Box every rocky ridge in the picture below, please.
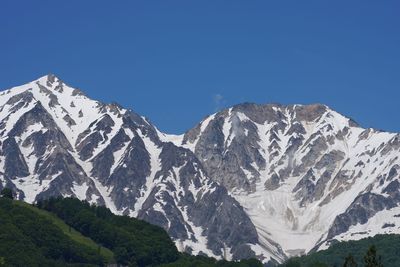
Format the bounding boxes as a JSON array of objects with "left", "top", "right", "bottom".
[{"left": 167, "top": 102, "right": 400, "bottom": 258}]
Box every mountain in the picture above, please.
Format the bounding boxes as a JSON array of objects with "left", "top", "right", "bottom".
[
  {"left": 166, "top": 102, "right": 400, "bottom": 261},
  {"left": 1, "top": 75, "right": 400, "bottom": 264},
  {"left": 0, "top": 75, "right": 259, "bottom": 262}
]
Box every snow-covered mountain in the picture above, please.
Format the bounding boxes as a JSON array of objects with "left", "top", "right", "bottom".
[
  {"left": 2, "top": 75, "right": 400, "bottom": 264},
  {"left": 168, "top": 103, "right": 400, "bottom": 261},
  {"left": 0, "top": 75, "right": 260, "bottom": 261}
]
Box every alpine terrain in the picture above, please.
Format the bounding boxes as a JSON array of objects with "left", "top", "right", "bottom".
[
  {"left": 0, "top": 75, "right": 258, "bottom": 262},
  {"left": 1, "top": 75, "right": 400, "bottom": 264}
]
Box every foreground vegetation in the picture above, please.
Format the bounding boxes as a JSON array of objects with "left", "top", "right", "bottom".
[
  {"left": 2, "top": 187, "right": 398, "bottom": 267},
  {"left": 0, "top": 197, "right": 107, "bottom": 266},
  {"left": 0, "top": 190, "right": 262, "bottom": 267},
  {"left": 280, "top": 234, "right": 400, "bottom": 267}
]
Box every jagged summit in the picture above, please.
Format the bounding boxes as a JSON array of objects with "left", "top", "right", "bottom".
[
  {"left": 216, "top": 102, "right": 359, "bottom": 129},
  {"left": 37, "top": 73, "right": 60, "bottom": 83}
]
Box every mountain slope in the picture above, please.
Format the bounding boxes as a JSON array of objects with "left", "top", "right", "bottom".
[
  {"left": 168, "top": 102, "right": 400, "bottom": 259},
  {"left": 0, "top": 75, "right": 260, "bottom": 261},
  {"left": 13, "top": 200, "right": 114, "bottom": 262},
  {"left": 0, "top": 197, "right": 112, "bottom": 266}
]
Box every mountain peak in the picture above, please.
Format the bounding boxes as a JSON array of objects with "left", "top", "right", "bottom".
[
  {"left": 34, "top": 73, "right": 64, "bottom": 87},
  {"left": 45, "top": 73, "right": 58, "bottom": 81}
]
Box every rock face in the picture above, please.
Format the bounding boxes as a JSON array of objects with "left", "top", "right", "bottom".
[
  {"left": 2, "top": 75, "right": 400, "bottom": 264},
  {"left": 0, "top": 75, "right": 259, "bottom": 261},
  {"left": 167, "top": 102, "right": 400, "bottom": 259}
]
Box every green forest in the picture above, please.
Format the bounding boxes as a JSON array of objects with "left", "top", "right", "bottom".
[
  {"left": 280, "top": 234, "right": 400, "bottom": 267},
  {"left": 0, "top": 192, "right": 262, "bottom": 267},
  {"left": 1, "top": 189, "right": 399, "bottom": 267}
]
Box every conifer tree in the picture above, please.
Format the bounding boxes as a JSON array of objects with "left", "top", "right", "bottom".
[
  {"left": 364, "top": 245, "right": 383, "bottom": 267},
  {"left": 343, "top": 254, "right": 357, "bottom": 267},
  {"left": 0, "top": 188, "right": 13, "bottom": 199}
]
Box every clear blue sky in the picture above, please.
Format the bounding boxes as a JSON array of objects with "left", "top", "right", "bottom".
[{"left": 1, "top": 1, "right": 399, "bottom": 134}]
